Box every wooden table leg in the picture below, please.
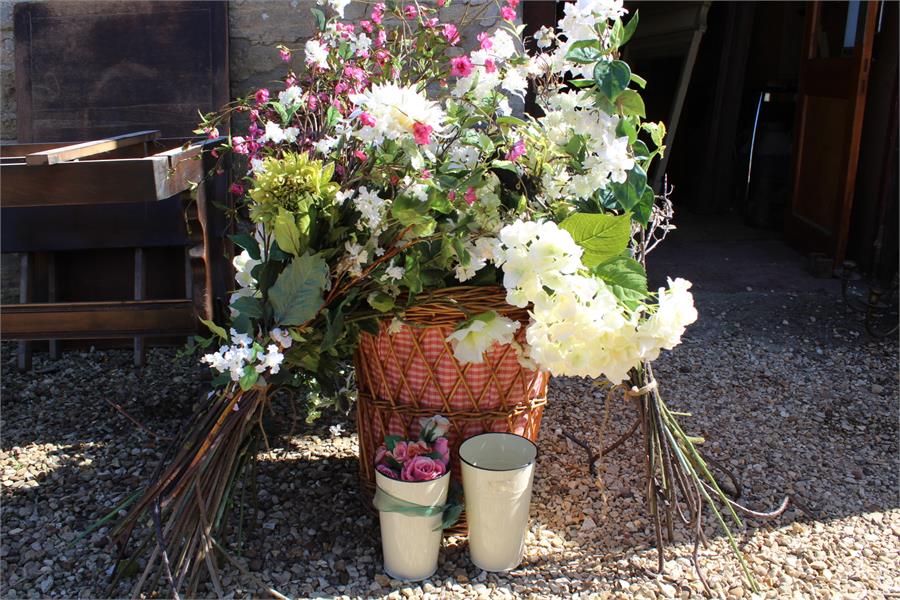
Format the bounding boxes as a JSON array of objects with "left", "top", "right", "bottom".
[
  {"left": 47, "top": 252, "right": 60, "bottom": 360},
  {"left": 133, "top": 247, "right": 146, "bottom": 367},
  {"left": 17, "top": 253, "right": 33, "bottom": 371}
]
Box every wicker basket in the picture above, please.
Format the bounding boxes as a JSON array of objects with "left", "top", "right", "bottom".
[{"left": 355, "top": 286, "right": 549, "bottom": 534}]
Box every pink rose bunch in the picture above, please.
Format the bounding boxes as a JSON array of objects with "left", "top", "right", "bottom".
[{"left": 374, "top": 415, "right": 451, "bottom": 481}]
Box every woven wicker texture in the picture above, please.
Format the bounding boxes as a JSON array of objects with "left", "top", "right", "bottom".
[{"left": 355, "top": 287, "right": 549, "bottom": 532}]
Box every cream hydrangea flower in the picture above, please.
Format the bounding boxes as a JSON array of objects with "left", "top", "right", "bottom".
[{"left": 446, "top": 311, "right": 521, "bottom": 364}]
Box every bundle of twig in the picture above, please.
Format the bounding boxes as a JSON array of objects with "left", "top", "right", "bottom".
[
  {"left": 109, "top": 387, "right": 281, "bottom": 599},
  {"left": 625, "top": 363, "right": 793, "bottom": 595}
]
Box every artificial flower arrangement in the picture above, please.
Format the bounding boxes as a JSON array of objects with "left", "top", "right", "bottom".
[
  {"left": 374, "top": 415, "right": 451, "bottom": 481},
  {"left": 111, "top": 0, "right": 785, "bottom": 596}
]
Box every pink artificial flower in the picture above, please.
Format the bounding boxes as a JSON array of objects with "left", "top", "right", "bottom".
[
  {"left": 375, "top": 29, "right": 387, "bottom": 49},
  {"left": 434, "top": 437, "right": 450, "bottom": 465},
  {"left": 402, "top": 456, "right": 446, "bottom": 481},
  {"left": 372, "top": 2, "right": 385, "bottom": 24},
  {"left": 442, "top": 24, "right": 460, "bottom": 46},
  {"left": 285, "top": 75, "right": 298, "bottom": 87},
  {"left": 279, "top": 47, "right": 291, "bottom": 62},
  {"left": 375, "top": 49, "right": 390, "bottom": 66},
  {"left": 248, "top": 123, "right": 261, "bottom": 138},
  {"left": 359, "top": 19, "right": 374, "bottom": 33},
  {"left": 507, "top": 0, "right": 520, "bottom": 7},
  {"left": 477, "top": 32, "right": 492, "bottom": 50},
  {"left": 391, "top": 441, "right": 409, "bottom": 462},
  {"left": 390, "top": 175, "right": 400, "bottom": 186},
  {"left": 374, "top": 445, "right": 387, "bottom": 465},
  {"left": 501, "top": 5, "right": 516, "bottom": 21},
  {"left": 412, "top": 122, "right": 433, "bottom": 145},
  {"left": 206, "top": 127, "right": 219, "bottom": 139},
  {"left": 354, "top": 150, "right": 368, "bottom": 161},
  {"left": 335, "top": 22, "right": 355, "bottom": 37},
  {"left": 424, "top": 17, "right": 439, "bottom": 28},
  {"left": 464, "top": 187, "right": 477, "bottom": 205},
  {"left": 506, "top": 139, "right": 526, "bottom": 162},
  {"left": 232, "top": 136, "right": 249, "bottom": 155},
  {"left": 249, "top": 109, "right": 259, "bottom": 122},
  {"left": 359, "top": 112, "right": 377, "bottom": 127},
  {"left": 307, "top": 95, "right": 319, "bottom": 110},
  {"left": 403, "top": 4, "right": 417, "bottom": 19},
  {"left": 437, "top": 0, "right": 446, "bottom": 6},
  {"left": 255, "top": 88, "right": 270, "bottom": 105},
  {"left": 421, "top": 169, "right": 432, "bottom": 179},
  {"left": 450, "top": 55, "right": 474, "bottom": 78},
  {"left": 484, "top": 58, "right": 497, "bottom": 73},
  {"left": 448, "top": 190, "right": 456, "bottom": 202},
  {"left": 406, "top": 440, "right": 430, "bottom": 459},
  {"left": 229, "top": 183, "right": 245, "bottom": 196},
  {"left": 376, "top": 464, "right": 398, "bottom": 479}
]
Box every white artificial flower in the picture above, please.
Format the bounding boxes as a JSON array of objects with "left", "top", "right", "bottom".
[
  {"left": 327, "top": 0, "right": 351, "bottom": 17},
  {"left": 447, "top": 143, "right": 480, "bottom": 170},
  {"left": 385, "top": 265, "right": 405, "bottom": 281},
  {"left": 270, "top": 327, "right": 293, "bottom": 349},
  {"left": 260, "top": 120, "right": 286, "bottom": 144},
  {"left": 255, "top": 344, "right": 284, "bottom": 375},
  {"left": 278, "top": 85, "right": 303, "bottom": 107},
  {"left": 232, "top": 250, "right": 260, "bottom": 290},
  {"left": 446, "top": 312, "right": 521, "bottom": 364},
  {"left": 349, "top": 83, "right": 446, "bottom": 145},
  {"left": 489, "top": 30, "right": 518, "bottom": 61},
  {"left": 352, "top": 186, "right": 387, "bottom": 232},
  {"left": 534, "top": 25, "right": 555, "bottom": 49},
  {"left": 282, "top": 126, "right": 301, "bottom": 144},
  {"left": 305, "top": 39, "right": 330, "bottom": 70},
  {"left": 501, "top": 66, "right": 528, "bottom": 99},
  {"left": 250, "top": 158, "right": 267, "bottom": 174},
  {"left": 343, "top": 241, "right": 369, "bottom": 277},
  {"left": 353, "top": 33, "right": 372, "bottom": 56},
  {"left": 229, "top": 329, "right": 253, "bottom": 347},
  {"left": 388, "top": 317, "right": 404, "bottom": 335},
  {"left": 315, "top": 136, "right": 339, "bottom": 155}
]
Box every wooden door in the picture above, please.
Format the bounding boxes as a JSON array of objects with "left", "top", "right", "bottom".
[{"left": 787, "top": 0, "right": 879, "bottom": 264}]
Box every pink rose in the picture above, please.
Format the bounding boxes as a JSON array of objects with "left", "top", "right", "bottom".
[
  {"left": 484, "top": 58, "right": 497, "bottom": 74},
  {"left": 255, "top": 88, "right": 270, "bottom": 105},
  {"left": 442, "top": 24, "right": 460, "bottom": 46},
  {"left": 376, "top": 464, "right": 399, "bottom": 479},
  {"left": 434, "top": 437, "right": 450, "bottom": 466},
  {"left": 464, "top": 187, "right": 477, "bottom": 205},
  {"left": 401, "top": 456, "right": 446, "bottom": 481},
  {"left": 501, "top": 5, "right": 516, "bottom": 21},
  {"left": 391, "top": 441, "right": 409, "bottom": 462},
  {"left": 506, "top": 139, "right": 526, "bottom": 162},
  {"left": 405, "top": 440, "right": 430, "bottom": 459},
  {"left": 374, "top": 445, "right": 387, "bottom": 465}
]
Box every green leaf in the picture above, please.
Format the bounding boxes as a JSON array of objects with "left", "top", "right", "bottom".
[
  {"left": 200, "top": 318, "right": 228, "bottom": 341},
  {"left": 231, "top": 295, "right": 263, "bottom": 319},
  {"left": 239, "top": 364, "right": 259, "bottom": 391},
  {"left": 634, "top": 186, "right": 656, "bottom": 225},
  {"left": 594, "top": 60, "right": 631, "bottom": 100},
  {"left": 559, "top": 212, "right": 632, "bottom": 268},
  {"left": 384, "top": 435, "right": 403, "bottom": 451},
  {"left": 391, "top": 194, "right": 432, "bottom": 227},
  {"left": 269, "top": 253, "right": 329, "bottom": 326},
  {"left": 616, "top": 89, "right": 646, "bottom": 117},
  {"left": 621, "top": 10, "right": 640, "bottom": 45},
  {"left": 274, "top": 208, "right": 302, "bottom": 257},
  {"left": 643, "top": 121, "right": 667, "bottom": 148},
  {"left": 630, "top": 73, "right": 647, "bottom": 89},
  {"left": 367, "top": 291, "right": 395, "bottom": 313},
  {"left": 593, "top": 255, "right": 648, "bottom": 307},
  {"left": 496, "top": 116, "right": 527, "bottom": 127},
  {"left": 311, "top": 7, "right": 326, "bottom": 31},
  {"left": 326, "top": 105, "right": 340, "bottom": 128},
  {"left": 566, "top": 40, "right": 603, "bottom": 64},
  {"left": 272, "top": 102, "right": 290, "bottom": 126},
  {"left": 229, "top": 234, "right": 260, "bottom": 260}
]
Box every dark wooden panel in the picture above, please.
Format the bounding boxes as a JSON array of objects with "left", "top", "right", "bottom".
[
  {"left": 14, "top": 1, "right": 229, "bottom": 142},
  {"left": 0, "top": 299, "right": 197, "bottom": 339},
  {"left": 1, "top": 197, "right": 191, "bottom": 253}
]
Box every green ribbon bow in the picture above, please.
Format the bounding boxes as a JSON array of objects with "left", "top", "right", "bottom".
[{"left": 373, "top": 482, "right": 463, "bottom": 532}]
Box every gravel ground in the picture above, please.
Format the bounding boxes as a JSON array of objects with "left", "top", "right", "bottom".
[{"left": 1, "top": 288, "right": 897, "bottom": 599}]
